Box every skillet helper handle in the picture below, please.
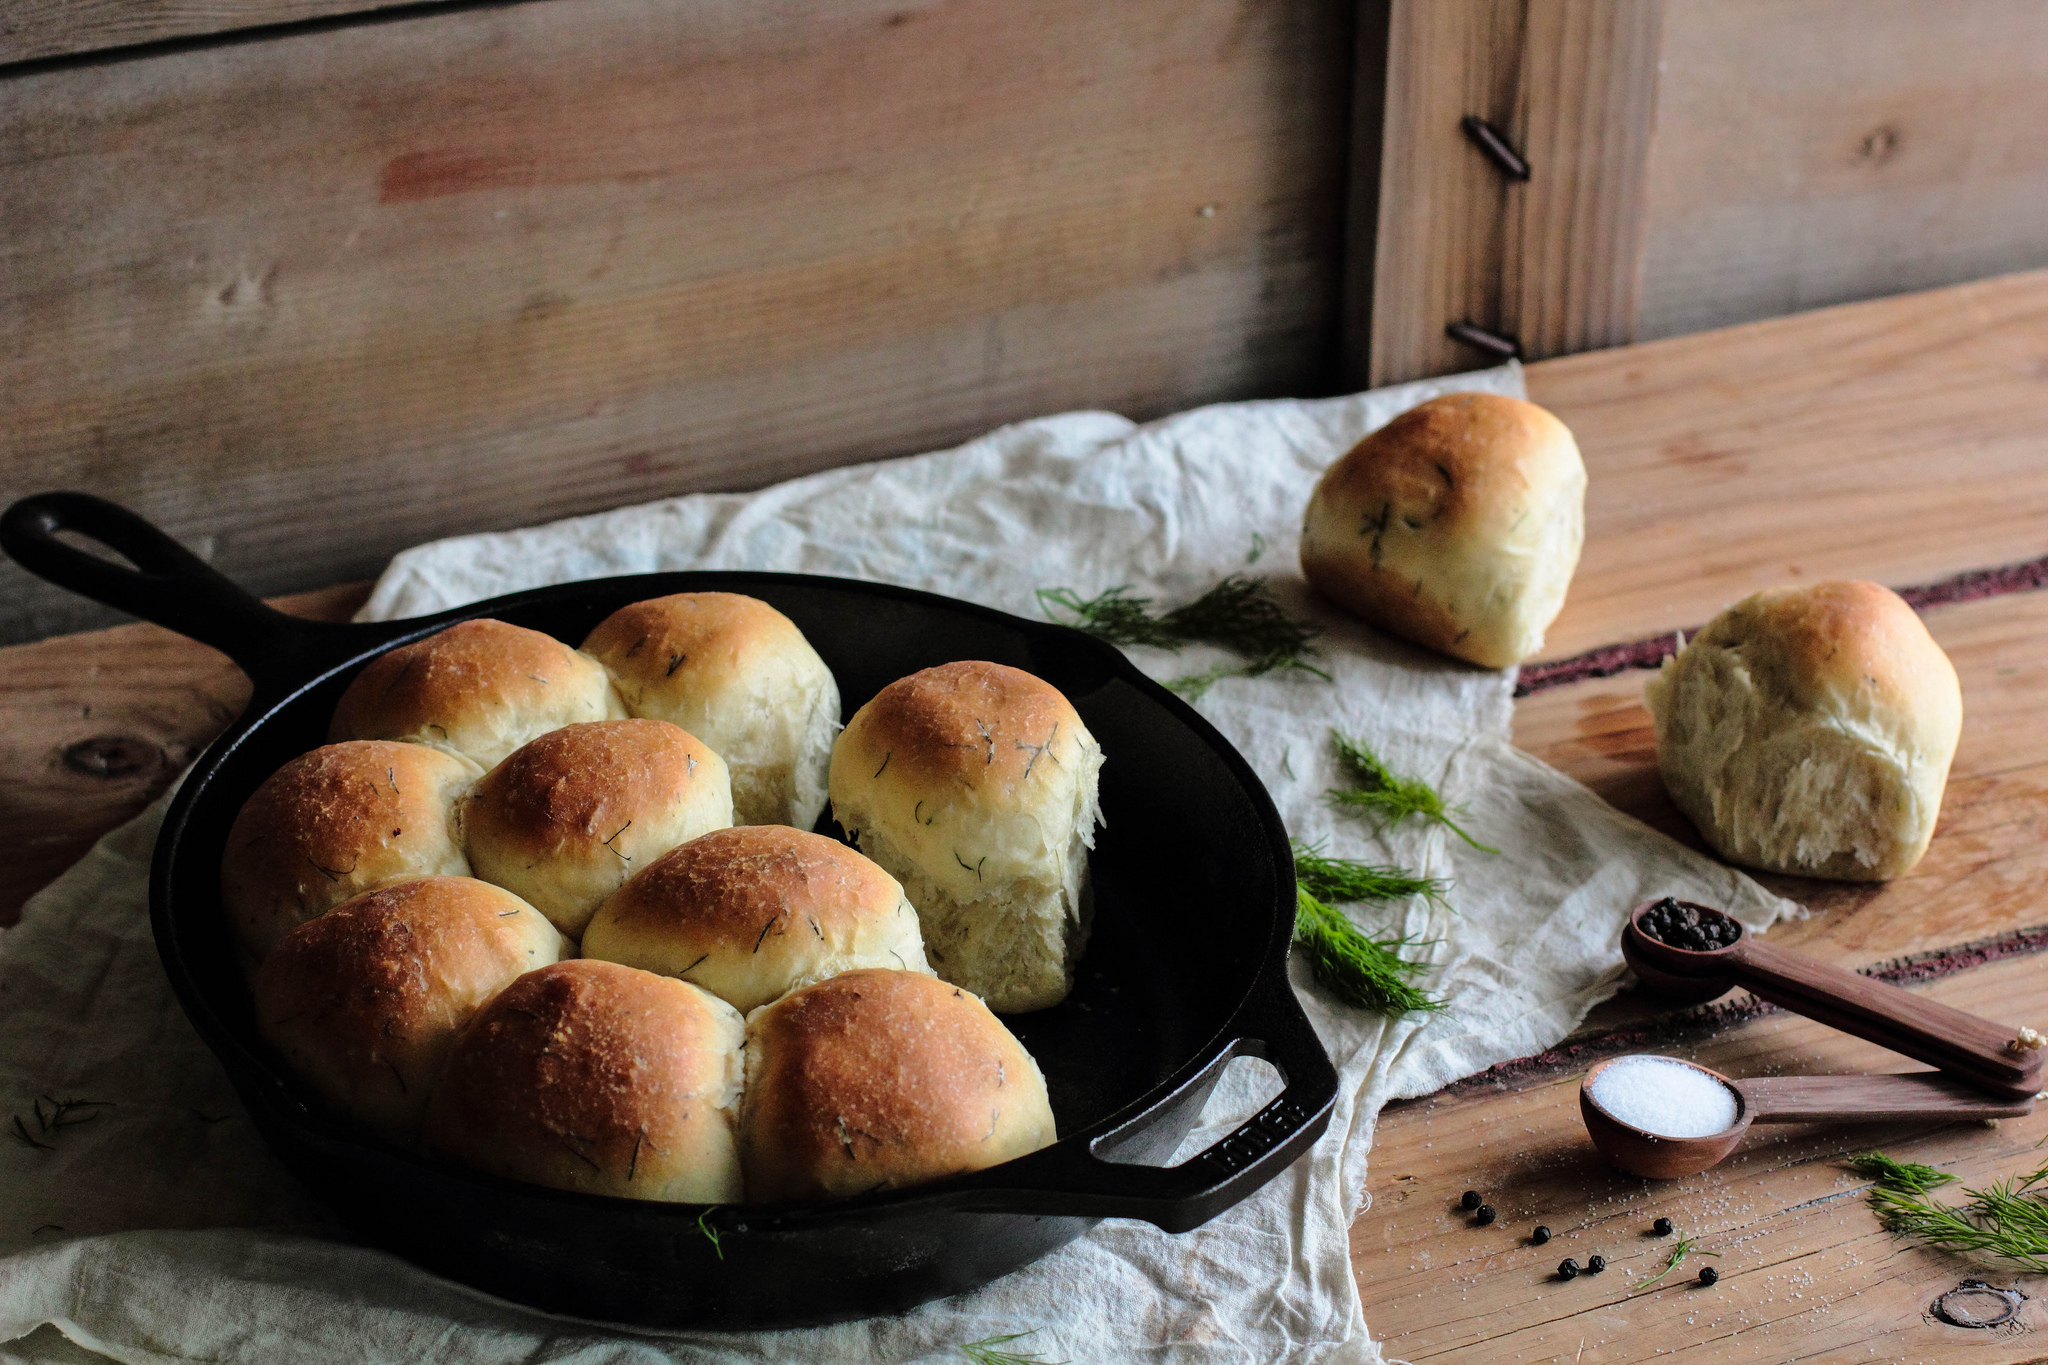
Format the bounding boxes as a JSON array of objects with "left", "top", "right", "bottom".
[
  {"left": 1738, "top": 1072, "right": 2036, "bottom": 1125},
  {"left": 965, "top": 968, "right": 1337, "bottom": 1232},
  {"left": 1731, "top": 938, "right": 2045, "bottom": 1100},
  {"left": 1, "top": 492, "right": 354, "bottom": 696}
]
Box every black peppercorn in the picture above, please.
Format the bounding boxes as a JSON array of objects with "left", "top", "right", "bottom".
[
  {"left": 1460, "top": 1190, "right": 1482, "bottom": 1210},
  {"left": 1652, "top": 1217, "right": 1673, "bottom": 1236},
  {"left": 1557, "top": 1258, "right": 1580, "bottom": 1279},
  {"left": 1531, "top": 1225, "right": 1551, "bottom": 1245},
  {"left": 1697, "top": 1265, "right": 1719, "bottom": 1286},
  {"left": 1474, "top": 1204, "right": 1497, "bottom": 1226},
  {"left": 1587, "top": 1254, "right": 1606, "bottom": 1273}
]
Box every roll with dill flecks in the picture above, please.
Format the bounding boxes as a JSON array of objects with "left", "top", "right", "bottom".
[
  {"left": 464, "top": 719, "right": 734, "bottom": 939},
  {"left": 1300, "top": 392, "right": 1585, "bottom": 669},
  {"left": 422, "top": 959, "right": 745, "bottom": 1203},
  {"left": 738, "top": 968, "right": 1055, "bottom": 1202},
  {"left": 221, "top": 740, "right": 481, "bottom": 961},
  {"left": 827, "top": 660, "right": 1104, "bottom": 1014},
  {"left": 330, "top": 618, "right": 626, "bottom": 771},
  {"left": 254, "top": 876, "right": 567, "bottom": 1142},
  {"left": 581, "top": 593, "right": 840, "bottom": 829},
  {"left": 582, "top": 825, "right": 931, "bottom": 1013}
]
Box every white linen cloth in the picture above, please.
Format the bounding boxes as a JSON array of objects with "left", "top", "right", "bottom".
[{"left": 0, "top": 364, "right": 1794, "bottom": 1364}]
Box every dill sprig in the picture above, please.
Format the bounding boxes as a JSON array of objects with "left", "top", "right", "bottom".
[
  {"left": 1326, "top": 732, "right": 1498, "bottom": 854},
  {"left": 1292, "top": 839, "right": 1449, "bottom": 910},
  {"left": 1037, "top": 575, "right": 1331, "bottom": 697},
  {"left": 1853, "top": 1150, "right": 2048, "bottom": 1273},
  {"left": 697, "top": 1207, "right": 724, "bottom": 1260},
  {"left": 959, "top": 1329, "right": 1064, "bottom": 1364},
  {"left": 8, "top": 1095, "right": 111, "bottom": 1151},
  {"left": 1634, "top": 1236, "right": 1717, "bottom": 1291},
  {"left": 1294, "top": 887, "right": 1444, "bottom": 1015},
  {"left": 1846, "top": 1150, "right": 1956, "bottom": 1196}
]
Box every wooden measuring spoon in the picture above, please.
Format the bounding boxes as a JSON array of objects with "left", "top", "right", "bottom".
[
  {"left": 1620, "top": 900, "right": 2046, "bottom": 1101},
  {"left": 1581, "top": 1056, "right": 2036, "bottom": 1179}
]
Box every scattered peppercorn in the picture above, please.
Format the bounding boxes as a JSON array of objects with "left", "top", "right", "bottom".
[
  {"left": 1587, "top": 1255, "right": 1606, "bottom": 1273},
  {"left": 1475, "top": 1204, "right": 1497, "bottom": 1226},
  {"left": 1557, "top": 1258, "right": 1580, "bottom": 1279},
  {"left": 1531, "top": 1225, "right": 1551, "bottom": 1245},
  {"left": 1652, "top": 1217, "right": 1674, "bottom": 1236},
  {"left": 1460, "top": 1190, "right": 1482, "bottom": 1210},
  {"left": 1697, "top": 1265, "right": 1719, "bottom": 1286}
]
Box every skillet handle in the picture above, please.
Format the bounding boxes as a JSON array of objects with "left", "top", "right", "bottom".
[
  {"left": 961, "top": 963, "right": 1337, "bottom": 1232},
  {"left": 1, "top": 492, "right": 358, "bottom": 694}
]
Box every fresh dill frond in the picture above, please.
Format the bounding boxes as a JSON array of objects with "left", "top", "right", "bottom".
[
  {"left": 1163, "top": 662, "right": 1237, "bottom": 701},
  {"left": 1293, "top": 887, "right": 1444, "bottom": 1015},
  {"left": 1855, "top": 1153, "right": 2048, "bottom": 1273},
  {"left": 958, "top": 1329, "right": 1064, "bottom": 1365},
  {"left": 9, "top": 1095, "right": 110, "bottom": 1150},
  {"left": 697, "top": 1207, "right": 724, "bottom": 1261},
  {"left": 1292, "top": 839, "right": 1448, "bottom": 909},
  {"left": 1846, "top": 1150, "right": 1956, "bottom": 1196},
  {"left": 1634, "top": 1236, "right": 1717, "bottom": 1291},
  {"left": 1326, "top": 732, "right": 1498, "bottom": 854},
  {"left": 1038, "top": 575, "right": 1330, "bottom": 689}
]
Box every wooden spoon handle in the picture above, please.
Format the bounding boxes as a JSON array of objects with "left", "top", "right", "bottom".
[
  {"left": 1739, "top": 1072, "right": 2037, "bottom": 1124},
  {"left": 1730, "top": 939, "right": 2045, "bottom": 1099}
]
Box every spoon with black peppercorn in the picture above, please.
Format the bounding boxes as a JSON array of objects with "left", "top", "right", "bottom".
[
  {"left": 1621, "top": 899, "right": 2046, "bottom": 1100},
  {"left": 1581, "top": 1054, "right": 2035, "bottom": 1179}
]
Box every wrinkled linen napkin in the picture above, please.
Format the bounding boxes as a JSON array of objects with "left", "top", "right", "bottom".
[{"left": 0, "top": 363, "right": 1795, "bottom": 1364}]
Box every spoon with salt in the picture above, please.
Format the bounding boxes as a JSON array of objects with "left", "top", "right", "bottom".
[
  {"left": 1581, "top": 1054, "right": 2035, "bottom": 1179},
  {"left": 1620, "top": 898, "right": 2046, "bottom": 1100}
]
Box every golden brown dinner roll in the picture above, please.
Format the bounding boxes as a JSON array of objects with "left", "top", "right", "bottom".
[
  {"left": 422, "top": 959, "right": 744, "bottom": 1202},
  {"left": 739, "top": 968, "right": 1055, "bottom": 1202},
  {"left": 464, "top": 719, "right": 734, "bottom": 938},
  {"left": 221, "top": 741, "right": 480, "bottom": 961},
  {"left": 581, "top": 593, "right": 840, "bottom": 829},
  {"left": 1300, "top": 392, "right": 1586, "bottom": 668},
  {"left": 1645, "top": 580, "right": 1962, "bottom": 881},
  {"left": 253, "top": 876, "right": 566, "bottom": 1142},
  {"left": 828, "top": 661, "right": 1102, "bottom": 1013},
  {"left": 582, "top": 826, "right": 930, "bottom": 1013},
  {"left": 329, "top": 618, "right": 625, "bottom": 770}
]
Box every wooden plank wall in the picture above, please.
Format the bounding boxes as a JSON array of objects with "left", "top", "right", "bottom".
[
  {"left": 0, "top": 0, "right": 1355, "bottom": 643},
  {"left": 1359, "top": 0, "right": 2048, "bottom": 384}
]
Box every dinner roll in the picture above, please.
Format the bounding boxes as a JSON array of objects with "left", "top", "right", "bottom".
[
  {"left": 1300, "top": 392, "right": 1585, "bottom": 668},
  {"left": 739, "top": 968, "right": 1055, "bottom": 1202},
  {"left": 581, "top": 593, "right": 840, "bottom": 829},
  {"left": 422, "top": 960, "right": 745, "bottom": 1202},
  {"left": 330, "top": 618, "right": 625, "bottom": 770},
  {"left": 253, "top": 876, "right": 566, "bottom": 1141},
  {"left": 1646, "top": 579, "right": 1962, "bottom": 881},
  {"left": 465, "top": 719, "right": 734, "bottom": 938},
  {"left": 582, "top": 826, "right": 930, "bottom": 1013},
  {"left": 828, "top": 661, "right": 1102, "bottom": 1013},
  {"left": 222, "top": 741, "right": 480, "bottom": 960}
]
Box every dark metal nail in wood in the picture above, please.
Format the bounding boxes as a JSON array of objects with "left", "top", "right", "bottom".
[
  {"left": 1445, "top": 322, "right": 1522, "bottom": 360},
  {"left": 1460, "top": 116, "right": 1531, "bottom": 182}
]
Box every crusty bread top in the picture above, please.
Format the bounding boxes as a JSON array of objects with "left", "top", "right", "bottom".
[
  {"left": 740, "top": 967, "right": 1054, "bottom": 1201},
  {"left": 582, "top": 593, "right": 824, "bottom": 711},
  {"left": 1685, "top": 579, "right": 1960, "bottom": 727},
  {"left": 221, "top": 740, "right": 480, "bottom": 960},
  {"left": 592, "top": 825, "right": 905, "bottom": 950},
  {"left": 329, "top": 618, "right": 622, "bottom": 769},
  {"left": 252, "top": 876, "right": 564, "bottom": 1136},
  {"left": 834, "top": 661, "right": 1080, "bottom": 796},
  {"left": 466, "top": 718, "right": 728, "bottom": 857},
  {"left": 422, "top": 959, "right": 744, "bottom": 1200}
]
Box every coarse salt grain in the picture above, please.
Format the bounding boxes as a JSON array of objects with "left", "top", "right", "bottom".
[{"left": 1588, "top": 1055, "right": 1738, "bottom": 1138}]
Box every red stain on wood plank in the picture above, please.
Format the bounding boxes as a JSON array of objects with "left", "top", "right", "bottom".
[{"left": 380, "top": 149, "right": 537, "bottom": 203}]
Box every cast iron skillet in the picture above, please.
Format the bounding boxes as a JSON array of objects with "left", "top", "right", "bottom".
[{"left": 1, "top": 492, "right": 1337, "bottom": 1331}]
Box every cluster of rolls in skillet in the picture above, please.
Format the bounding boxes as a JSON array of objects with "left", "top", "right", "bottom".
[{"left": 223, "top": 593, "right": 1103, "bottom": 1205}]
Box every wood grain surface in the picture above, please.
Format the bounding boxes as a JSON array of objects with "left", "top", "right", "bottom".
[
  {"left": 0, "top": 0, "right": 429, "bottom": 67},
  {"left": 0, "top": 0, "right": 1351, "bottom": 643}
]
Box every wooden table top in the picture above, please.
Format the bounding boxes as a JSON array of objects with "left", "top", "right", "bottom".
[{"left": 5, "top": 268, "right": 2048, "bottom": 1360}]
